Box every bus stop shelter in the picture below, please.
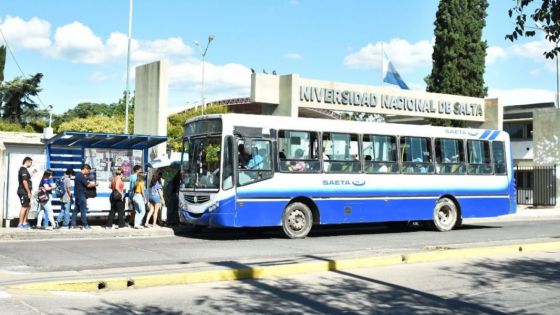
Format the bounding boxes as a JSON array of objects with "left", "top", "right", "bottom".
[{"left": 45, "top": 131, "right": 168, "bottom": 213}]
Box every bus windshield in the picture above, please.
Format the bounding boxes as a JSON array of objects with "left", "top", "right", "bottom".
[{"left": 181, "top": 136, "right": 221, "bottom": 190}]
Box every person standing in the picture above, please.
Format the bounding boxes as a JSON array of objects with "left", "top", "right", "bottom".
[
  {"left": 106, "top": 170, "right": 125, "bottom": 229},
  {"left": 128, "top": 165, "right": 142, "bottom": 226},
  {"left": 71, "top": 164, "right": 97, "bottom": 229},
  {"left": 56, "top": 168, "right": 73, "bottom": 229},
  {"left": 17, "top": 157, "right": 34, "bottom": 230},
  {"left": 37, "top": 170, "right": 55, "bottom": 230},
  {"left": 145, "top": 173, "right": 162, "bottom": 227},
  {"left": 132, "top": 175, "right": 146, "bottom": 229}
]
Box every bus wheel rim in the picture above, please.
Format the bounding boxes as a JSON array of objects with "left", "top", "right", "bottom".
[
  {"left": 288, "top": 209, "right": 305, "bottom": 231},
  {"left": 438, "top": 205, "right": 454, "bottom": 227}
]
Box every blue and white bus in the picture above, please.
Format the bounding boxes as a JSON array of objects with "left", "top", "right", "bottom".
[{"left": 178, "top": 114, "right": 516, "bottom": 238}]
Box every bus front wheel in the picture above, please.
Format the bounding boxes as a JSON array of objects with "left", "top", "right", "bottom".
[
  {"left": 430, "top": 198, "right": 458, "bottom": 232},
  {"left": 282, "top": 202, "right": 313, "bottom": 239}
]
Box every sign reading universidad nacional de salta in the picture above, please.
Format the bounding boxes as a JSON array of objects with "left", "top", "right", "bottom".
[
  {"left": 250, "top": 74, "right": 486, "bottom": 122},
  {"left": 297, "top": 81, "right": 485, "bottom": 122}
]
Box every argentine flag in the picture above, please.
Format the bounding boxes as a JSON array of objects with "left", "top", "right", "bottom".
[{"left": 382, "top": 52, "right": 410, "bottom": 90}]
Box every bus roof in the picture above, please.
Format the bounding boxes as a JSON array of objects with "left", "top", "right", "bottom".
[{"left": 184, "top": 113, "right": 508, "bottom": 141}]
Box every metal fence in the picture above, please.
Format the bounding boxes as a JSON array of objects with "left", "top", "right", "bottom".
[{"left": 514, "top": 165, "right": 556, "bottom": 206}]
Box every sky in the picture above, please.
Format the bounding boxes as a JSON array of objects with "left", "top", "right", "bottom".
[{"left": 0, "top": 0, "right": 557, "bottom": 114}]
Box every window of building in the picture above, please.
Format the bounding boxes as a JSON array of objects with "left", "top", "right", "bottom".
[
  {"left": 492, "top": 141, "right": 507, "bottom": 175},
  {"left": 278, "top": 130, "right": 320, "bottom": 172},
  {"left": 362, "top": 135, "right": 398, "bottom": 173},
  {"left": 400, "top": 136, "right": 434, "bottom": 174},
  {"left": 434, "top": 138, "right": 466, "bottom": 174},
  {"left": 503, "top": 123, "right": 524, "bottom": 140},
  {"left": 467, "top": 140, "right": 492, "bottom": 174},
  {"left": 322, "top": 133, "right": 360, "bottom": 172}
]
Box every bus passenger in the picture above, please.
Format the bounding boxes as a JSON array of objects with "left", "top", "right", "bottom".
[
  {"left": 287, "top": 149, "right": 306, "bottom": 172},
  {"left": 247, "top": 147, "right": 263, "bottom": 169},
  {"left": 238, "top": 144, "right": 250, "bottom": 168}
]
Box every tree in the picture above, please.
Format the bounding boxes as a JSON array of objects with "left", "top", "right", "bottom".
[
  {"left": 426, "top": 0, "right": 488, "bottom": 127},
  {"left": 0, "top": 45, "right": 5, "bottom": 83},
  {"left": 0, "top": 73, "right": 44, "bottom": 124},
  {"left": 57, "top": 115, "right": 128, "bottom": 133},
  {"left": 506, "top": 0, "right": 560, "bottom": 59}
]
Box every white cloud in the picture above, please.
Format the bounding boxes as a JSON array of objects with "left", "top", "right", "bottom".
[
  {"left": 508, "top": 38, "right": 554, "bottom": 63},
  {"left": 344, "top": 38, "right": 433, "bottom": 73},
  {"left": 168, "top": 60, "right": 252, "bottom": 102},
  {"left": 0, "top": 15, "right": 51, "bottom": 50},
  {"left": 52, "top": 22, "right": 106, "bottom": 63},
  {"left": 89, "top": 71, "right": 109, "bottom": 82},
  {"left": 486, "top": 46, "right": 507, "bottom": 65},
  {"left": 487, "top": 88, "right": 554, "bottom": 106},
  {"left": 51, "top": 22, "right": 193, "bottom": 64},
  {"left": 283, "top": 52, "right": 302, "bottom": 60}
]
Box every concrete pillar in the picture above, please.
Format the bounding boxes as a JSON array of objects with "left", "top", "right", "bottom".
[
  {"left": 474, "top": 98, "right": 502, "bottom": 130},
  {"left": 533, "top": 108, "right": 560, "bottom": 203},
  {"left": 134, "top": 60, "right": 169, "bottom": 159}
]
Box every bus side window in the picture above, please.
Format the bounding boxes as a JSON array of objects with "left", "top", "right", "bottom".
[
  {"left": 323, "top": 132, "right": 360, "bottom": 173},
  {"left": 363, "top": 134, "right": 398, "bottom": 174},
  {"left": 467, "top": 140, "right": 492, "bottom": 175},
  {"left": 434, "top": 138, "right": 466, "bottom": 175},
  {"left": 400, "top": 136, "right": 434, "bottom": 174},
  {"left": 278, "top": 130, "right": 320, "bottom": 173},
  {"left": 492, "top": 141, "right": 507, "bottom": 175}
]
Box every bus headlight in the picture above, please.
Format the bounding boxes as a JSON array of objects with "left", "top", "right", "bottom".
[{"left": 208, "top": 201, "right": 220, "bottom": 212}]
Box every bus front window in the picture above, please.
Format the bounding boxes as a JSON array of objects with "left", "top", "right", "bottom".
[{"left": 181, "top": 136, "right": 221, "bottom": 189}]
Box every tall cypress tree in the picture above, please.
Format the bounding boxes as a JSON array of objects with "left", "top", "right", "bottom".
[
  {"left": 0, "top": 45, "right": 5, "bottom": 83},
  {"left": 426, "top": 0, "right": 488, "bottom": 127}
]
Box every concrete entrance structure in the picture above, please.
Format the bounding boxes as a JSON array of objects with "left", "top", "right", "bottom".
[
  {"left": 134, "top": 60, "right": 169, "bottom": 159},
  {"left": 250, "top": 73, "right": 501, "bottom": 127},
  {"left": 533, "top": 108, "right": 560, "bottom": 201}
]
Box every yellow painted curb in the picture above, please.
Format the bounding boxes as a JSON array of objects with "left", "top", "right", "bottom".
[{"left": 11, "top": 240, "right": 560, "bottom": 292}]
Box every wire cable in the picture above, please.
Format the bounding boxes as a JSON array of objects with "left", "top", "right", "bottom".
[{"left": 0, "top": 25, "right": 48, "bottom": 109}]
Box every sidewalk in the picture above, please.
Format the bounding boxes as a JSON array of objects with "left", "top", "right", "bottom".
[
  {"left": 0, "top": 206, "right": 558, "bottom": 241},
  {"left": 0, "top": 224, "right": 189, "bottom": 241}
]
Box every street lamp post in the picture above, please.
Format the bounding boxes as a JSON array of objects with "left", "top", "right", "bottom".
[
  {"left": 554, "top": 42, "right": 560, "bottom": 109},
  {"left": 194, "top": 35, "right": 215, "bottom": 115},
  {"left": 124, "top": 0, "right": 133, "bottom": 134}
]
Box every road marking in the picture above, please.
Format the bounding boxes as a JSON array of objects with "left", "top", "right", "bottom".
[
  {"left": 10, "top": 240, "right": 560, "bottom": 293},
  {"left": 49, "top": 291, "right": 95, "bottom": 298},
  {"left": 0, "top": 291, "right": 11, "bottom": 299}
]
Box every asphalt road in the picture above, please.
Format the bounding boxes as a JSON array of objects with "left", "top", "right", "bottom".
[
  {"left": 0, "top": 218, "right": 559, "bottom": 274},
  {"left": 1, "top": 250, "right": 559, "bottom": 314}
]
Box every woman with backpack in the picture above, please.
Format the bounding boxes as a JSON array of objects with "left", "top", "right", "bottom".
[
  {"left": 36, "top": 170, "right": 55, "bottom": 230},
  {"left": 55, "top": 168, "right": 73, "bottom": 229},
  {"left": 106, "top": 169, "right": 125, "bottom": 229}
]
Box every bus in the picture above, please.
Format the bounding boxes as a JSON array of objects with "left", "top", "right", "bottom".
[{"left": 178, "top": 114, "right": 516, "bottom": 238}]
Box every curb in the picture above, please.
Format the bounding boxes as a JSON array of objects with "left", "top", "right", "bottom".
[{"left": 10, "top": 240, "right": 560, "bottom": 293}]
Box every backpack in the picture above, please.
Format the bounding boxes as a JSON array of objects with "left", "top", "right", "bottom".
[{"left": 55, "top": 176, "right": 65, "bottom": 197}]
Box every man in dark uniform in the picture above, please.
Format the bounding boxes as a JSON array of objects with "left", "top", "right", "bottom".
[
  {"left": 71, "top": 164, "right": 97, "bottom": 229},
  {"left": 17, "top": 157, "right": 34, "bottom": 229}
]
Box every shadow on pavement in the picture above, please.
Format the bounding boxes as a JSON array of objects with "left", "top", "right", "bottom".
[
  {"left": 67, "top": 302, "right": 183, "bottom": 315},
  {"left": 173, "top": 222, "right": 499, "bottom": 241},
  {"left": 183, "top": 257, "right": 521, "bottom": 314}
]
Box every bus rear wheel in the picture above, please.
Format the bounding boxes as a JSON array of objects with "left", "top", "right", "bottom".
[
  {"left": 282, "top": 202, "right": 313, "bottom": 239},
  {"left": 430, "top": 198, "right": 458, "bottom": 232}
]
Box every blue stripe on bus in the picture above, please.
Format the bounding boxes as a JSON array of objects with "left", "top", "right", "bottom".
[
  {"left": 479, "top": 130, "right": 491, "bottom": 139},
  {"left": 488, "top": 130, "right": 500, "bottom": 140}
]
